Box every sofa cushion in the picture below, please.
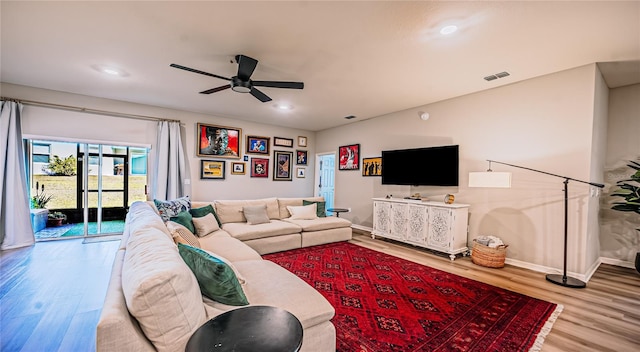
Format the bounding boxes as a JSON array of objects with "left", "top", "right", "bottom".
[
  {"left": 170, "top": 210, "right": 195, "bottom": 233},
  {"left": 278, "top": 197, "right": 324, "bottom": 219},
  {"left": 198, "top": 231, "right": 262, "bottom": 262},
  {"left": 214, "top": 198, "right": 280, "bottom": 223},
  {"left": 232, "top": 260, "right": 335, "bottom": 329},
  {"left": 222, "top": 220, "right": 301, "bottom": 241},
  {"left": 154, "top": 196, "right": 191, "bottom": 222},
  {"left": 243, "top": 205, "right": 271, "bottom": 225},
  {"left": 122, "top": 211, "right": 205, "bottom": 352},
  {"left": 190, "top": 204, "right": 222, "bottom": 227},
  {"left": 283, "top": 217, "right": 352, "bottom": 232},
  {"left": 166, "top": 221, "right": 201, "bottom": 248},
  {"left": 178, "top": 243, "right": 249, "bottom": 306},
  {"left": 287, "top": 203, "right": 318, "bottom": 220},
  {"left": 303, "top": 200, "right": 327, "bottom": 217},
  {"left": 192, "top": 213, "right": 220, "bottom": 237}
]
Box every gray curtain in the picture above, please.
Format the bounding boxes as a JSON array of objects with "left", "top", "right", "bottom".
[
  {"left": 152, "top": 121, "right": 190, "bottom": 200},
  {"left": 1, "top": 100, "right": 35, "bottom": 250}
]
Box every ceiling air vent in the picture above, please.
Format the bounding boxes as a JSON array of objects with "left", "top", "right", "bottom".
[
  {"left": 484, "top": 71, "right": 510, "bottom": 82},
  {"left": 344, "top": 115, "right": 356, "bottom": 120}
]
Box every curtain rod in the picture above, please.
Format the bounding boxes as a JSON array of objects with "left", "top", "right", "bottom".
[{"left": 1, "top": 96, "right": 181, "bottom": 123}]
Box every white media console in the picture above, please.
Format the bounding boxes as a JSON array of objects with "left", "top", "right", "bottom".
[{"left": 371, "top": 197, "right": 470, "bottom": 260}]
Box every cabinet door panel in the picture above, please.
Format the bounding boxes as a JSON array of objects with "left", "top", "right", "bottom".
[
  {"left": 373, "top": 201, "right": 391, "bottom": 235},
  {"left": 405, "top": 205, "right": 428, "bottom": 244},
  {"left": 427, "top": 207, "right": 452, "bottom": 250},
  {"left": 390, "top": 203, "right": 407, "bottom": 239}
]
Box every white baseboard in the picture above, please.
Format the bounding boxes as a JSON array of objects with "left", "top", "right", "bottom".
[
  {"left": 351, "top": 224, "right": 372, "bottom": 233},
  {"left": 350, "top": 226, "right": 636, "bottom": 282},
  {"left": 600, "top": 256, "right": 635, "bottom": 269}
]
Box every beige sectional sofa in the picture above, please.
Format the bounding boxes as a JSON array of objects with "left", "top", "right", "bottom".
[{"left": 97, "top": 197, "right": 352, "bottom": 352}]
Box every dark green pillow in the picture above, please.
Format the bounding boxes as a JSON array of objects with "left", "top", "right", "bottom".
[
  {"left": 170, "top": 211, "right": 195, "bottom": 233},
  {"left": 190, "top": 205, "right": 222, "bottom": 227},
  {"left": 177, "top": 243, "right": 249, "bottom": 306},
  {"left": 303, "top": 200, "right": 326, "bottom": 218}
]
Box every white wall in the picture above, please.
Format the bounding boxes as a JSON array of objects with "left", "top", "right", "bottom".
[
  {"left": 600, "top": 83, "right": 640, "bottom": 263},
  {"left": 2, "top": 83, "right": 317, "bottom": 201},
  {"left": 317, "top": 64, "right": 602, "bottom": 276}
]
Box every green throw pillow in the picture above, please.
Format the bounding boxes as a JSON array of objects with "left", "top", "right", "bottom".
[
  {"left": 303, "top": 200, "right": 326, "bottom": 217},
  {"left": 170, "top": 211, "right": 195, "bottom": 234},
  {"left": 190, "top": 205, "right": 222, "bottom": 227},
  {"left": 178, "top": 243, "right": 249, "bottom": 306}
]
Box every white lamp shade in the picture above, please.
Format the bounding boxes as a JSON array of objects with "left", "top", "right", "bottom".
[{"left": 468, "top": 172, "right": 512, "bottom": 188}]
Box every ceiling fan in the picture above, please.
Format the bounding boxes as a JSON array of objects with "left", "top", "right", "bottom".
[{"left": 170, "top": 55, "right": 304, "bottom": 102}]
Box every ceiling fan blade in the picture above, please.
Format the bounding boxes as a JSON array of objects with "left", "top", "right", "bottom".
[
  {"left": 170, "top": 63, "right": 231, "bottom": 81},
  {"left": 236, "top": 55, "right": 258, "bottom": 81},
  {"left": 250, "top": 87, "right": 272, "bottom": 102},
  {"left": 199, "top": 85, "right": 231, "bottom": 94},
  {"left": 252, "top": 81, "right": 304, "bottom": 89}
]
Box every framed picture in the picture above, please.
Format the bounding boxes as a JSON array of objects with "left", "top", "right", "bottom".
[
  {"left": 246, "top": 135, "right": 270, "bottom": 155},
  {"left": 338, "top": 143, "right": 360, "bottom": 170},
  {"left": 273, "top": 150, "right": 293, "bottom": 181},
  {"left": 200, "top": 160, "right": 225, "bottom": 179},
  {"left": 197, "top": 123, "right": 241, "bottom": 158},
  {"left": 297, "top": 136, "right": 307, "bottom": 147},
  {"left": 274, "top": 137, "right": 294, "bottom": 148},
  {"left": 250, "top": 158, "right": 269, "bottom": 178},
  {"left": 296, "top": 167, "right": 305, "bottom": 178},
  {"left": 362, "top": 157, "right": 382, "bottom": 176},
  {"left": 296, "top": 150, "right": 308, "bottom": 165},
  {"left": 231, "top": 162, "right": 245, "bottom": 175}
]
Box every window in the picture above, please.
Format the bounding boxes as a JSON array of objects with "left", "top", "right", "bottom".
[{"left": 33, "top": 142, "right": 50, "bottom": 164}]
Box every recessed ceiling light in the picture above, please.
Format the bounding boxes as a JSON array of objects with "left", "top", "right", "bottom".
[
  {"left": 91, "top": 64, "right": 129, "bottom": 77},
  {"left": 274, "top": 104, "right": 293, "bottom": 111},
  {"left": 440, "top": 25, "right": 458, "bottom": 35}
]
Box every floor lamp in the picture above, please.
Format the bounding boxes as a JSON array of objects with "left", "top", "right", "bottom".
[{"left": 469, "top": 160, "right": 604, "bottom": 288}]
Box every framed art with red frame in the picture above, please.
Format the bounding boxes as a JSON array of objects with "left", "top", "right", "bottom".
[{"left": 338, "top": 144, "right": 360, "bottom": 170}]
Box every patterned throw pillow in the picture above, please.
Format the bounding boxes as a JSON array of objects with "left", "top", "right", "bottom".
[
  {"left": 154, "top": 196, "right": 191, "bottom": 222},
  {"left": 178, "top": 243, "right": 249, "bottom": 306},
  {"left": 166, "top": 221, "right": 201, "bottom": 248},
  {"left": 303, "top": 200, "right": 327, "bottom": 217}
]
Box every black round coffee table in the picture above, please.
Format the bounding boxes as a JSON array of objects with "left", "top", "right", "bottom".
[{"left": 185, "top": 305, "right": 303, "bottom": 352}]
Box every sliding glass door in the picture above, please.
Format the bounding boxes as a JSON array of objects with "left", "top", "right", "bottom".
[{"left": 27, "top": 139, "right": 148, "bottom": 240}]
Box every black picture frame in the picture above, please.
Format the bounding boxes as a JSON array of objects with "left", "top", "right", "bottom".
[
  {"left": 200, "top": 160, "right": 225, "bottom": 179},
  {"left": 273, "top": 150, "right": 293, "bottom": 181},
  {"left": 274, "top": 137, "right": 294, "bottom": 148}
]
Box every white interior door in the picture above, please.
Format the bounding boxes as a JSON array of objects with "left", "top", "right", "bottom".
[{"left": 315, "top": 153, "right": 335, "bottom": 211}]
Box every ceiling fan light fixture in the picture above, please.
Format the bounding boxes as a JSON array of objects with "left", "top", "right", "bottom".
[{"left": 231, "top": 78, "right": 252, "bottom": 93}]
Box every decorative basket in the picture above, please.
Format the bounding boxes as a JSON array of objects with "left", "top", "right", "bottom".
[{"left": 471, "top": 240, "right": 508, "bottom": 268}]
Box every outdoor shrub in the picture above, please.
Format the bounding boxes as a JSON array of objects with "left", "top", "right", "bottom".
[{"left": 45, "top": 154, "right": 77, "bottom": 176}]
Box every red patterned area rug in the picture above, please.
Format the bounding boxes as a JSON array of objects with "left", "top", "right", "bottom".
[{"left": 264, "top": 242, "right": 563, "bottom": 352}]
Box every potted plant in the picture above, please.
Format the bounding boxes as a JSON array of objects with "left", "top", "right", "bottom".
[
  {"left": 31, "top": 181, "right": 53, "bottom": 209},
  {"left": 611, "top": 160, "right": 640, "bottom": 273},
  {"left": 47, "top": 212, "right": 67, "bottom": 227}
]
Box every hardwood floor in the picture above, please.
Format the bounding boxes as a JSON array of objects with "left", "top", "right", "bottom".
[
  {"left": 1, "top": 238, "right": 119, "bottom": 352},
  {"left": 1, "top": 233, "right": 638, "bottom": 352}
]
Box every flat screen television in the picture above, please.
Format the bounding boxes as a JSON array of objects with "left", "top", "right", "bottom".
[{"left": 381, "top": 145, "right": 459, "bottom": 186}]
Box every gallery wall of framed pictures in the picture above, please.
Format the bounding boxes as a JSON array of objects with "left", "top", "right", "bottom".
[{"left": 194, "top": 122, "right": 310, "bottom": 183}]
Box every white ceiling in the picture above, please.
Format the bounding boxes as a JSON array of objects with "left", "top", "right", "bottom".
[{"left": 1, "top": 1, "right": 639, "bottom": 131}]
